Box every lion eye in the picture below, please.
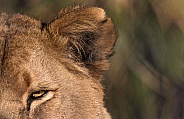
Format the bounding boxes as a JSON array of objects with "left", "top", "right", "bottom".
[
  {"left": 27, "top": 90, "right": 49, "bottom": 111},
  {"left": 32, "top": 90, "right": 48, "bottom": 98}
]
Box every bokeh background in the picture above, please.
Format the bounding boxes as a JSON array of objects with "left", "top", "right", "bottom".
[{"left": 1, "top": 0, "right": 184, "bottom": 119}]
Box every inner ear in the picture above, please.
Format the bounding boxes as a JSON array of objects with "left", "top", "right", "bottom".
[
  {"left": 44, "top": 6, "right": 117, "bottom": 76},
  {"left": 66, "top": 31, "right": 98, "bottom": 63}
]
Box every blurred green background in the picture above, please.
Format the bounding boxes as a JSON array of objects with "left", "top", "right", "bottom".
[{"left": 1, "top": 0, "right": 184, "bottom": 119}]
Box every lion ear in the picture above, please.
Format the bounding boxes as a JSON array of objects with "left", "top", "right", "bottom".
[{"left": 47, "top": 6, "right": 117, "bottom": 76}]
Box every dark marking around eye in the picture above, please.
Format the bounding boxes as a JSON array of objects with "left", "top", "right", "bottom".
[{"left": 26, "top": 90, "right": 48, "bottom": 112}]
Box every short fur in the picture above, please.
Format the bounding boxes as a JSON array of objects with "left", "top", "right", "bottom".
[{"left": 0, "top": 5, "right": 117, "bottom": 119}]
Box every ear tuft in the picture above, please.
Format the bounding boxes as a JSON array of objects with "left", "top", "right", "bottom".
[{"left": 45, "top": 6, "right": 117, "bottom": 77}]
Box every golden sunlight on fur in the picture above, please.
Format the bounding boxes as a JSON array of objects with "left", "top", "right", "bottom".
[{"left": 0, "top": 5, "right": 117, "bottom": 119}]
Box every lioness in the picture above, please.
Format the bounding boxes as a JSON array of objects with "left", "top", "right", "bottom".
[{"left": 0, "top": 5, "right": 117, "bottom": 119}]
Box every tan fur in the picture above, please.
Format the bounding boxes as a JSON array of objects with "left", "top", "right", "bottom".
[{"left": 0, "top": 5, "right": 117, "bottom": 119}]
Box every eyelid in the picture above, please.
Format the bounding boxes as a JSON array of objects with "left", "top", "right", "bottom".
[
  {"left": 26, "top": 90, "right": 54, "bottom": 112},
  {"left": 22, "top": 82, "right": 59, "bottom": 112},
  {"left": 27, "top": 90, "right": 49, "bottom": 111},
  {"left": 28, "top": 81, "right": 59, "bottom": 94}
]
